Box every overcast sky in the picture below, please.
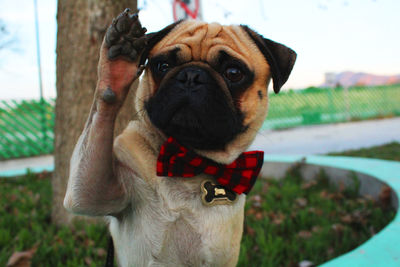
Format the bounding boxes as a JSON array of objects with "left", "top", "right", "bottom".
[{"left": 0, "top": 0, "right": 399, "bottom": 100}]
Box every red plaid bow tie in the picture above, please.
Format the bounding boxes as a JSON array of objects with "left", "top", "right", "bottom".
[{"left": 157, "top": 137, "right": 264, "bottom": 195}]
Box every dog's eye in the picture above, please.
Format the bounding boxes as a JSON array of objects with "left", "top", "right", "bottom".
[
  {"left": 224, "top": 67, "right": 243, "bottom": 83},
  {"left": 157, "top": 62, "right": 170, "bottom": 73}
]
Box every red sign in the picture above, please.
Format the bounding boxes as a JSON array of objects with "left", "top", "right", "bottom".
[{"left": 173, "top": 0, "right": 200, "bottom": 21}]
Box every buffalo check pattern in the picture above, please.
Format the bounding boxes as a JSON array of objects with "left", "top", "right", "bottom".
[{"left": 157, "top": 137, "right": 264, "bottom": 195}]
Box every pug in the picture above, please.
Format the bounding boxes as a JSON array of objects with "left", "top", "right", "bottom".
[{"left": 64, "top": 9, "right": 296, "bottom": 267}]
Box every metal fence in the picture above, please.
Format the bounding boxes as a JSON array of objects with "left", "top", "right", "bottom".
[
  {"left": 265, "top": 85, "right": 400, "bottom": 129},
  {"left": 0, "top": 99, "right": 54, "bottom": 160},
  {"left": 0, "top": 85, "right": 399, "bottom": 160}
]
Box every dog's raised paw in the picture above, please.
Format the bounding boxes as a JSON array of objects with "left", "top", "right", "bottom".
[{"left": 105, "top": 8, "right": 147, "bottom": 61}]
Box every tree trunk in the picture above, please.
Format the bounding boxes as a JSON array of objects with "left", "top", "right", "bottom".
[{"left": 53, "top": 0, "right": 138, "bottom": 225}]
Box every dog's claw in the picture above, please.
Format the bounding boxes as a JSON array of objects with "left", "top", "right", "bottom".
[
  {"left": 115, "top": 12, "right": 132, "bottom": 33},
  {"left": 130, "top": 13, "right": 138, "bottom": 20},
  {"left": 105, "top": 9, "right": 147, "bottom": 61}
]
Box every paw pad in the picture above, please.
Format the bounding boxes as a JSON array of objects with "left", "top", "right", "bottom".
[{"left": 105, "top": 9, "right": 147, "bottom": 61}]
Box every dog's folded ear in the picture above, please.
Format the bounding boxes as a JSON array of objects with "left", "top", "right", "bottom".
[
  {"left": 241, "top": 26, "right": 297, "bottom": 94},
  {"left": 139, "top": 20, "right": 183, "bottom": 67}
]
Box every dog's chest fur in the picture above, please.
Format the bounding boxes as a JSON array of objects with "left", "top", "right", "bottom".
[{"left": 111, "top": 121, "right": 245, "bottom": 266}]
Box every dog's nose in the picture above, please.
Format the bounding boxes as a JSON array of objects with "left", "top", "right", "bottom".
[{"left": 176, "top": 67, "right": 208, "bottom": 90}]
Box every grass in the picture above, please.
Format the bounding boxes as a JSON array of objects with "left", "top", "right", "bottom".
[
  {"left": 329, "top": 142, "right": 400, "bottom": 162},
  {"left": 0, "top": 142, "right": 398, "bottom": 266},
  {"left": 238, "top": 167, "right": 394, "bottom": 266},
  {"left": 0, "top": 172, "right": 108, "bottom": 267}
]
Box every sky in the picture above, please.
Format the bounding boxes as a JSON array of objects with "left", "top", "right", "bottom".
[{"left": 0, "top": 0, "right": 399, "bottom": 100}]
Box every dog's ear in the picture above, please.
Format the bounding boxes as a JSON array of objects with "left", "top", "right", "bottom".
[
  {"left": 139, "top": 20, "right": 183, "bottom": 67},
  {"left": 241, "top": 25, "right": 297, "bottom": 94}
]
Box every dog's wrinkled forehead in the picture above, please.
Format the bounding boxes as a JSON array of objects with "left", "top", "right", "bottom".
[{"left": 149, "top": 21, "right": 263, "bottom": 66}]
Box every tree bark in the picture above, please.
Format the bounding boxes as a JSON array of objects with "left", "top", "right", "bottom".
[{"left": 53, "top": 0, "right": 138, "bottom": 225}]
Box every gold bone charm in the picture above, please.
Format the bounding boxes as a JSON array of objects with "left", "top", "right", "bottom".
[
  {"left": 201, "top": 180, "right": 237, "bottom": 206},
  {"left": 214, "top": 188, "right": 226, "bottom": 196}
]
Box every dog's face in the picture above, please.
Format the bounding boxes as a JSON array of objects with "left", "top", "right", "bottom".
[{"left": 136, "top": 21, "right": 296, "bottom": 154}]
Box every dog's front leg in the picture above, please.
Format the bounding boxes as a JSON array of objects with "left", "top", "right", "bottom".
[{"left": 64, "top": 9, "right": 147, "bottom": 216}]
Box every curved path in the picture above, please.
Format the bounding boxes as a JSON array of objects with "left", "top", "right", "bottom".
[{"left": 251, "top": 117, "right": 400, "bottom": 155}]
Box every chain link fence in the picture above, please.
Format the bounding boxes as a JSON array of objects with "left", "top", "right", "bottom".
[
  {"left": 265, "top": 85, "right": 400, "bottom": 129},
  {"left": 0, "top": 99, "right": 54, "bottom": 160},
  {"left": 0, "top": 85, "right": 399, "bottom": 160}
]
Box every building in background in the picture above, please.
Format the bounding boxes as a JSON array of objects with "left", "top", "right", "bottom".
[{"left": 323, "top": 72, "right": 400, "bottom": 88}]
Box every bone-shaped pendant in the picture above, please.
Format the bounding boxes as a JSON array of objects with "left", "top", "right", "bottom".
[{"left": 201, "top": 180, "right": 237, "bottom": 206}]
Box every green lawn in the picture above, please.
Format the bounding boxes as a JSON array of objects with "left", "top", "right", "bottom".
[
  {"left": 0, "top": 172, "right": 108, "bottom": 267},
  {"left": 329, "top": 142, "right": 400, "bottom": 162},
  {"left": 0, "top": 142, "right": 398, "bottom": 266},
  {"left": 238, "top": 167, "right": 394, "bottom": 266}
]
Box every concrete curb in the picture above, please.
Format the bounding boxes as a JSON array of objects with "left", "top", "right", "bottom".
[
  {"left": 0, "top": 155, "right": 54, "bottom": 177},
  {"left": 0, "top": 164, "right": 54, "bottom": 177}
]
